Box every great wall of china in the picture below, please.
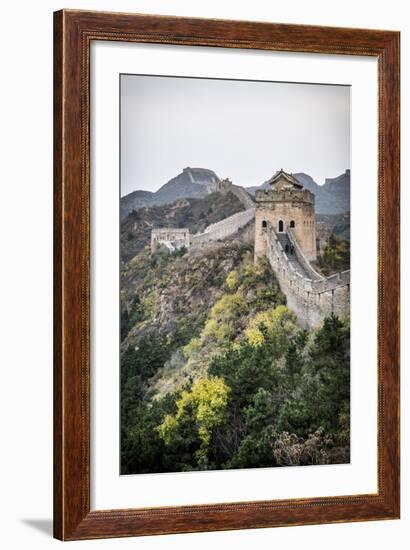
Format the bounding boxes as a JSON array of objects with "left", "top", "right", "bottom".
[
  {"left": 151, "top": 170, "right": 350, "bottom": 328},
  {"left": 191, "top": 207, "right": 255, "bottom": 246},
  {"left": 151, "top": 177, "right": 256, "bottom": 251},
  {"left": 151, "top": 207, "right": 255, "bottom": 251},
  {"left": 265, "top": 224, "right": 350, "bottom": 327}
]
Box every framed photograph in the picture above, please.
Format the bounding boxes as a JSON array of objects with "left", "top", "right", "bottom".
[{"left": 54, "top": 9, "right": 400, "bottom": 540}]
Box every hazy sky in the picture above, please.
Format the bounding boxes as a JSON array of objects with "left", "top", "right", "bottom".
[{"left": 121, "top": 75, "right": 350, "bottom": 197}]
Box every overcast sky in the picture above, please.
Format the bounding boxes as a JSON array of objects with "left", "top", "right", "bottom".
[{"left": 121, "top": 74, "right": 350, "bottom": 197}]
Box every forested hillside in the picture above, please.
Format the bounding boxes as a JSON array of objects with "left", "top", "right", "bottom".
[
  {"left": 120, "top": 211, "right": 350, "bottom": 473},
  {"left": 120, "top": 191, "right": 245, "bottom": 262}
]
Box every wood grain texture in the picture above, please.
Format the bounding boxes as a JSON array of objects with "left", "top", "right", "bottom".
[
  {"left": 53, "top": 10, "right": 63, "bottom": 541},
  {"left": 53, "top": 9, "right": 400, "bottom": 541}
]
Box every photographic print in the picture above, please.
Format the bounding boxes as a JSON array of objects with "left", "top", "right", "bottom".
[{"left": 120, "top": 74, "right": 351, "bottom": 475}]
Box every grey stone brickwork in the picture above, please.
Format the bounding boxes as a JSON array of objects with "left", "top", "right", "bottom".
[
  {"left": 255, "top": 187, "right": 317, "bottom": 262},
  {"left": 265, "top": 224, "right": 350, "bottom": 327},
  {"left": 191, "top": 208, "right": 255, "bottom": 246},
  {"left": 151, "top": 228, "right": 190, "bottom": 252}
]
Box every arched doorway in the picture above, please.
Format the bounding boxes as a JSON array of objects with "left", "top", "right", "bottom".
[
  {"left": 262, "top": 220, "right": 267, "bottom": 229},
  {"left": 290, "top": 220, "right": 295, "bottom": 228},
  {"left": 278, "top": 220, "right": 284, "bottom": 233}
]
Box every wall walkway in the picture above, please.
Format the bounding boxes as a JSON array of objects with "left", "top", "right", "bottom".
[{"left": 265, "top": 224, "right": 350, "bottom": 327}]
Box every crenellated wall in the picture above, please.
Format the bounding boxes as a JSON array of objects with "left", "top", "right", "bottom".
[
  {"left": 265, "top": 224, "right": 350, "bottom": 327},
  {"left": 151, "top": 228, "right": 190, "bottom": 251},
  {"left": 191, "top": 208, "right": 255, "bottom": 246}
]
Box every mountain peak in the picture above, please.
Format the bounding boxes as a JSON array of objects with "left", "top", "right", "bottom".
[
  {"left": 182, "top": 167, "right": 220, "bottom": 185},
  {"left": 121, "top": 167, "right": 223, "bottom": 219}
]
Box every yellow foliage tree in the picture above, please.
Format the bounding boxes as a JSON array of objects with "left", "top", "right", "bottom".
[
  {"left": 157, "top": 377, "right": 230, "bottom": 463},
  {"left": 245, "top": 305, "right": 297, "bottom": 347},
  {"left": 202, "top": 292, "right": 245, "bottom": 343}
]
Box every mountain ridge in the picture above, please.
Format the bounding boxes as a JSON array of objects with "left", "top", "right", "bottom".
[
  {"left": 121, "top": 167, "right": 350, "bottom": 219},
  {"left": 121, "top": 167, "right": 222, "bottom": 219}
]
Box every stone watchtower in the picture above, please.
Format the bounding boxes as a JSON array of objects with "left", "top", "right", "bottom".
[{"left": 254, "top": 169, "right": 316, "bottom": 261}]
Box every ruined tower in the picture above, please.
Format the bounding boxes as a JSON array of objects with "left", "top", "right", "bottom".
[{"left": 254, "top": 170, "right": 317, "bottom": 261}]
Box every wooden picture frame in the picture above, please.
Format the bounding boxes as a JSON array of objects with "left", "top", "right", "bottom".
[{"left": 54, "top": 9, "right": 400, "bottom": 540}]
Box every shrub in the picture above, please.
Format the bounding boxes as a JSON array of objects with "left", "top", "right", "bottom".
[
  {"left": 202, "top": 292, "right": 245, "bottom": 343},
  {"left": 225, "top": 270, "right": 239, "bottom": 290}
]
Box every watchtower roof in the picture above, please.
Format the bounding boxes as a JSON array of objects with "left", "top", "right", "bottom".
[{"left": 267, "top": 169, "right": 303, "bottom": 189}]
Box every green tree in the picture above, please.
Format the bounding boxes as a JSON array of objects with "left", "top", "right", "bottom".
[
  {"left": 318, "top": 234, "right": 350, "bottom": 275},
  {"left": 227, "top": 426, "right": 277, "bottom": 469},
  {"left": 121, "top": 395, "right": 174, "bottom": 474},
  {"left": 276, "top": 315, "right": 350, "bottom": 437}
]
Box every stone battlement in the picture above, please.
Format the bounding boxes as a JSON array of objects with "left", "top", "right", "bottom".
[
  {"left": 151, "top": 228, "right": 190, "bottom": 252},
  {"left": 265, "top": 224, "right": 350, "bottom": 327},
  {"left": 255, "top": 175, "right": 317, "bottom": 262},
  {"left": 255, "top": 188, "right": 314, "bottom": 205}
]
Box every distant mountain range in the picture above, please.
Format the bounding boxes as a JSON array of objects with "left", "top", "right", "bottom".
[
  {"left": 121, "top": 167, "right": 350, "bottom": 219},
  {"left": 120, "top": 167, "right": 222, "bottom": 219}
]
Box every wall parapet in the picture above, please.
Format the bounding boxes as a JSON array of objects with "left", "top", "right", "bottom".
[
  {"left": 265, "top": 225, "right": 350, "bottom": 327},
  {"left": 287, "top": 228, "right": 324, "bottom": 282},
  {"left": 255, "top": 188, "right": 314, "bottom": 204},
  {"left": 191, "top": 208, "right": 255, "bottom": 245}
]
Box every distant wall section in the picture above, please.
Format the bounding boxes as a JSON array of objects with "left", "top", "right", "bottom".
[{"left": 191, "top": 208, "right": 255, "bottom": 246}]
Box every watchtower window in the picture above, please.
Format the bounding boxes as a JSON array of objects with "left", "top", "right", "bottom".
[
  {"left": 262, "top": 220, "right": 267, "bottom": 229},
  {"left": 278, "top": 220, "right": 284, "bottom": 233},
  {"left": 290, "top": 220, "right": 295, "bottom": 228}
]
